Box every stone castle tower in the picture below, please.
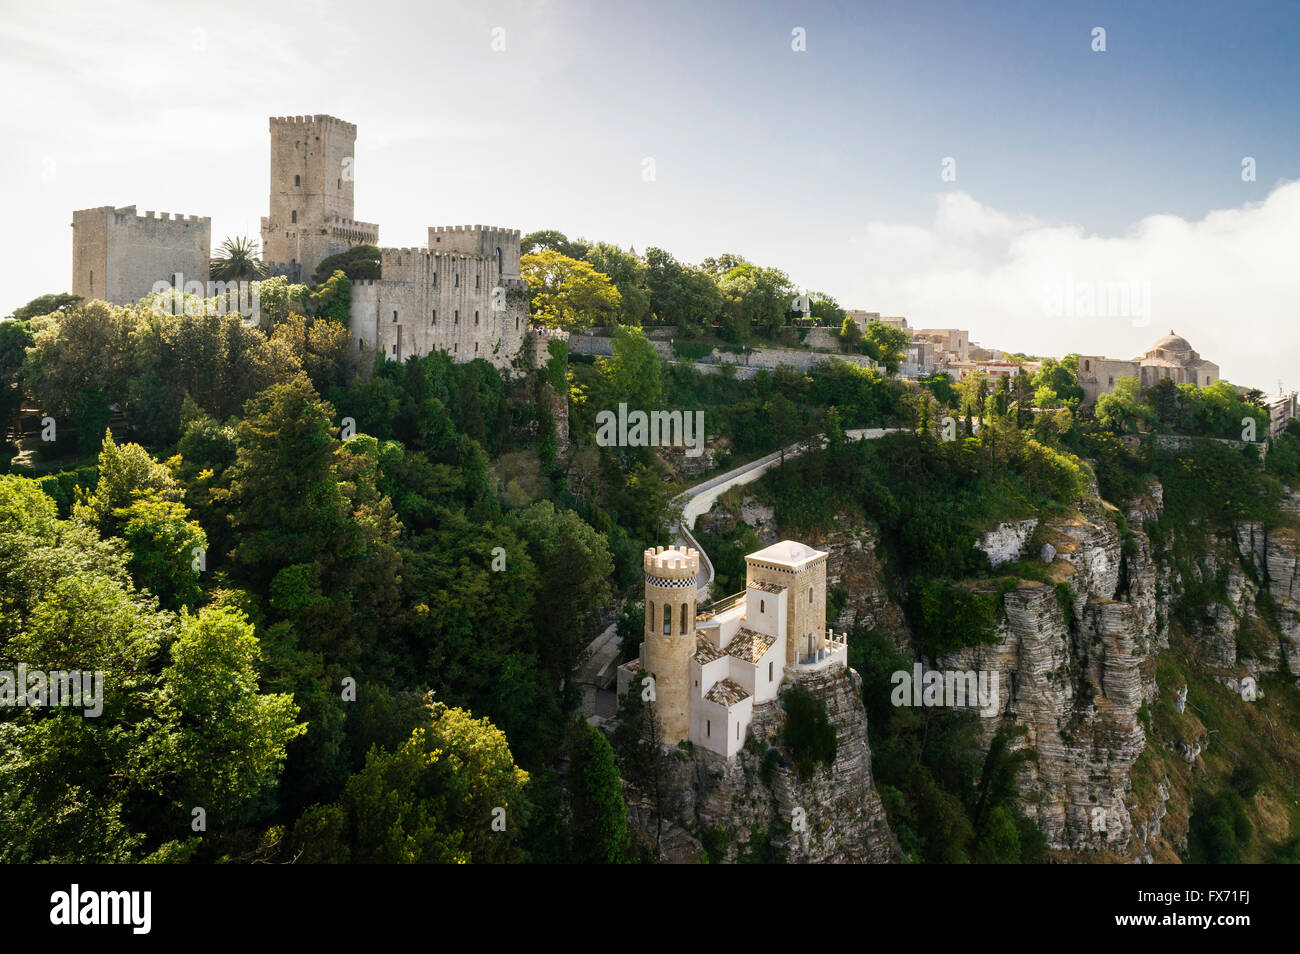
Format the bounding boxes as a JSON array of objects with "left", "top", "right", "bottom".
[
  {"left": 260, "top": 115, "right": 378, "bottom": 282},
  {"left": 642, "top": 546, "right": 700, "bottom": 744},
  {"left": 744, "top": 541, "right": 828, "bottom": 666},
  {"left": 71, "top": 205, "right": 210, "bottom": 306}
]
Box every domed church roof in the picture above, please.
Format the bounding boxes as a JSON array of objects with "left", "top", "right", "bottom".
[{"left": 1152, "top": 330, "right": 1193, "bottom": 352}]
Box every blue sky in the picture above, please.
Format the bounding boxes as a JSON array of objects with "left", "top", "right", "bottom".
[{"left": 3, "top": 0, "right": 1297, "bottom": 386}]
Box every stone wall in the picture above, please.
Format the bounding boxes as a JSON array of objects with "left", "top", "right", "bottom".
[
  {"left": 350, "top": 239, "right": 529, "bottom": 374},
  {"left": 72, "top": 205, "right": 210, "bottom": 305}
]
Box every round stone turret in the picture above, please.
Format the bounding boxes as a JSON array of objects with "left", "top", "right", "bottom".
[{"left": 642, "top": 546, "right": 699, "bottom": 744}]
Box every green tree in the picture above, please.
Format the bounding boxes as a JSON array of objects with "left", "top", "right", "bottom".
[
  {"left": 118, "top": 497, "right": 207, "bottom": 609},
  {"left": 311, "top": 244, "right": 381, "bottom": 285},
  {"left": 521, "top": 249, "right": 622, "bottom": 331},
  {"left": 584, "top": 242, "right": 650, "bottom": 324},
  {"left": 810, "top": 292, "right": 846, "bottom": 326},
  {"left": 1031, "top": 357, "right": 1084, "bottom": 407},
  {"left": 838, "top": 315, "right": 863, "bottom": 349},
  {"left": 567, "top": 720, "right": 628, "bottom": 863},
  {"left": 75, "top": 430, "right": 183, "bottom": 536},
  {"left": 1095, "top": 377, "right": 1152, "bottom": 434},
  {"left": 255, "top": 275, "right": 311, "bottom": 330},
  {"left": 860, "top": 321, "right": 910, "bottom": 374},
  {"left": 210, "top": 236, "right": 269, "bottom": 283},
  {"left": 152, "top": 606, "right": 304, "bottom": 824},
  {"left": 594, "top": 324, "right": 663, "bottom": 411},
  {"left": 0, "top": 317, "right": 35, "bottom": 443},
  {"left": 288, "top": 702, "right": 528, "bottom": 863},
  {"left": 309, "top": 269, "right": 351, "bottom": 327},
  {"left": 7, "top": 293, "right": 83, "bottom": 321},
  {"left": 509, "top": 501, "right": 614, "bottom": 685},
  {"left": 781, "top": 684, "right": 838, "bottom": 780},
  {"left": 521, "top": 230, "right": 590, "bottom": 260}
]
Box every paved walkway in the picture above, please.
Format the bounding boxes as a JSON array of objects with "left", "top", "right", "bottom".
[{"left": 672, "top": 427, "right": 904, "bottom": 601}]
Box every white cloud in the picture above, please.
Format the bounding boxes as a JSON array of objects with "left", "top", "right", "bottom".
[{"left": 845, "top": 181, "right": 1300, "bottom": 391}]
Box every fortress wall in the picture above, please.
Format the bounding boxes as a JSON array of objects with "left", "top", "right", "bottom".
[
  {"left": 354, "top": 247, "right": 529, "bottom": 373},
  {"left": 72, "top": 205, "right": 210, "bottom": 305}
]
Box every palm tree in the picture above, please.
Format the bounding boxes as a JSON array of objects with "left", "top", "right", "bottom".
[{"left": 210, "top": 236, "right": 269, "bottom": 283}]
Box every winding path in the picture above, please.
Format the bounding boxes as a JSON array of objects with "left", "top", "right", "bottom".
[{"left": 673, "top": 427, "right": 904, "bottom": 601}]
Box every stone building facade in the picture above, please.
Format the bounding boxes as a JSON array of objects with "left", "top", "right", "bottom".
[
  {"left": 71, "top": 205, "right": 210, "bottom": 306},
  {"left": 1077, "top": 331, "right": 1220, "bottom": 405},
  {"left": 349, "top": 227, "right": 530, "bottom": 373},
  {"left": 260, "top": 115, "right": 379, "bottom": 283},
  {"left": 620, "top": 540, "right": 848, "bottom": 758}
]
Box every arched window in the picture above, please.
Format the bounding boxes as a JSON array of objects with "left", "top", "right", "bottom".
[
  {"left": 294, "top": 174, "right": 300, "bottom": 187},
  {"left": 495, "top": 247, "right": 502, "bottom": 275},
  {"left": 680, "top": 602, "right": 688, "bottom": 635},
  {"left": 648, "top": 601, "right": 655, "bottom": 633},
  {"left": 291, "top": 210, "right": 297, "bottom": 224},
  {"left": 662, "top": 603, "right": 671, "bottom": 635}
]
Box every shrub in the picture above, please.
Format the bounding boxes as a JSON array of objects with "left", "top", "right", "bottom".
[{"left": 781, "top": 685, "right": 838, "bottom": 780}]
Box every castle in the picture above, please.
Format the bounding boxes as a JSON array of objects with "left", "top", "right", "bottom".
[
  {"left": 618, "top": 541, "right": 848, "bottom": 758},
  {"left": 70, "top": 114, "right": 534, "bottom": 373}
]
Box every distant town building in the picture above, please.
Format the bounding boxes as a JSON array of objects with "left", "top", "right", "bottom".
[
  {"left": 916, "top": 328, "right": 970, "bottom": 363},
  {"left": 1264, "top": 392, "right": 1298, "bottom": 437},
  {"left": 1076, "top": 331, "right": 1219, "bottom": 405},
  {"left": 846, "top": 310, "right": 880, "bottom": 331}
]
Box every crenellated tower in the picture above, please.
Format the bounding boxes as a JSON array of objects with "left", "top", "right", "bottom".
[
  {"left": 642, "top": 546, "right": 699, "bottom": 744},
  {"left": 260, "top": 114, "right": 378, "bottom": 282}
]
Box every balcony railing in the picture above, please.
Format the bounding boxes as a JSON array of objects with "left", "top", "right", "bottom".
[{"left": 697, "top": 590, "right": 746, "bottom": 621}]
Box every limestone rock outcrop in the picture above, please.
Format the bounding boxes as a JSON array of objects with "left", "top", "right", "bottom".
[{"left": 626, "top": 666, "right": 896, "bottom": 863}]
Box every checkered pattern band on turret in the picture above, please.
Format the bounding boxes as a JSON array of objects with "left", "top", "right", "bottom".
[{"left": 646, "top": 575, "right": 697, "bottom": 589}]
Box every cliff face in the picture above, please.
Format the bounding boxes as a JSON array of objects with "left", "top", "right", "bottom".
[
  {"left": 652, "top": 470, "right": 1300, "bottom": 863},
  {"left": 625, "top": 666, "right": 896, "bottom": 863},
  {"left": 802, "top": 478, "right": 1298, "bottom": 862},
  {"left": 744, "top": 491, "right": 1161, "bottom": 857}
]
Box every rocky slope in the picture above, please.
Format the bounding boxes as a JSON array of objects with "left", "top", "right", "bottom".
[
  {"left": 624, "top": 665, "right": 896, "bottom": 863},
  {"left": 705, "top": 471, "right": 1300, "bottom": 862}
]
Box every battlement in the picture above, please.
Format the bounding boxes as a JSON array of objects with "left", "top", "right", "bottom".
[
  {"left": 430, "top": 224, "right": 521, "bottom": 238},
  {"left": 644, "top": 546, "right": 700, "bottom": 578},
  {"left": 382, "top": 247, "right": 429, "bottom": 259},
  {"left": 74, "top": 205, "right": 210, "bottom": 226},
  {"left": 379, "top": 246, "right": 484, "bottom": 261},
  {"left": 327, "top": 215, "right": 379, "bottom": 232},
  {"left": 269, "top": 114, "right": 357, "bottom": 135}
]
